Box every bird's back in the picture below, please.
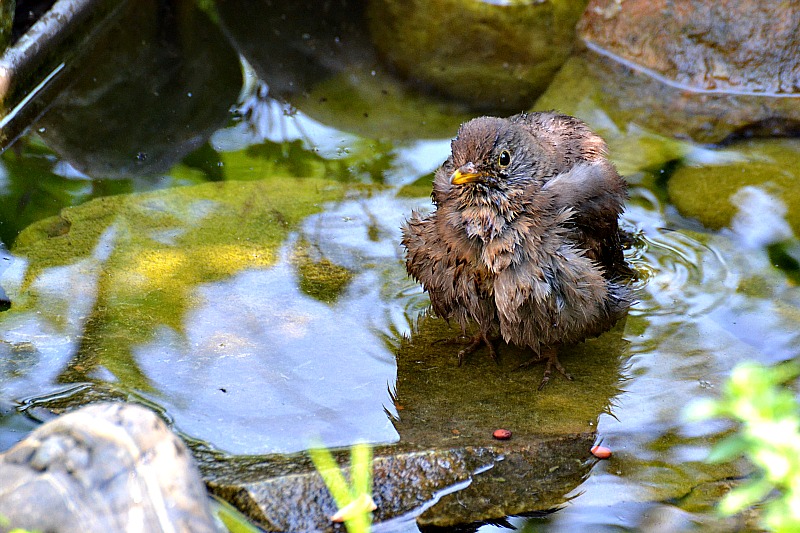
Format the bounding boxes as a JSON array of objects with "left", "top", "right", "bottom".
[{"left": 513, "top": 112, "right": 630, "bottom": 278}]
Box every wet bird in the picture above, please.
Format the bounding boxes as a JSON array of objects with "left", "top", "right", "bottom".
[{"left": 401, "top": 112, "right": 632, "bottom": 389}]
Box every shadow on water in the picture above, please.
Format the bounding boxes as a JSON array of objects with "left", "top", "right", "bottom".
[{"left": 1, "top": 0, "right": 800, "bottom": 531}]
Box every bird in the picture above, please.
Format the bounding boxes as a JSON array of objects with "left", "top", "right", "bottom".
[{"left": 401, "top": 111, "right": 632, "bottom": 389}]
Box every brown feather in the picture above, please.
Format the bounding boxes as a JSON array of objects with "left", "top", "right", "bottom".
[{"left": 401, "top": 112, "right": 632, "bottom": 381}]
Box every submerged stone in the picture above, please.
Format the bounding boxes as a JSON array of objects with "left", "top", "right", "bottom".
[
  {"left": 292, "top": 240, "right": 355, "bottom": 304},
  {"left": 0, "top": 173, "right": 375, "bottom": 455},
  {"left": 219, "top": 0, "right": 471, "bottom": 140},
  {"left": 287, "top": 67, "right": 473, "bottom": 140},
  {"left": 667, "top": 139, "right": 800, "bottom": 235}
]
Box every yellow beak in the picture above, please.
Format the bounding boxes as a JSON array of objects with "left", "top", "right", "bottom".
[{"left": 450, "top": 162, "right": 485, "bottom": 185}]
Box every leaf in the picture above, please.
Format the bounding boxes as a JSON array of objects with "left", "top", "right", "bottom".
[
  {"left": 719, "top": 479, "right": 774, "bottom": 515},
  {"left": 308, "top": 445, "right": 354, "bottom": 511},
  {"left": 351, "top": 442, "right": 373, "bottom": 496},
  {"left": 706, "top": 434, "right": 750, "bottom": 463}
]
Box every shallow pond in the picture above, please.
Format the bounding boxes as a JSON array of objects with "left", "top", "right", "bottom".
[{"left": 2, "top": 1, "right": 800, "bottom": 531}]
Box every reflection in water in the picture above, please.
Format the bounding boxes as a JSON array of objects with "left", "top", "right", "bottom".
[
  {"left": 729, "top": 186, "right": 794, "bottom": 249},
  {"left": 36, "top": 0, "right": 242, "bottom": 179},
  {"left": 139, "top": 247, "right": 398, "bottom": 454},
  {"left": 0, "top": 177, "right": 405, "bottom": 455}
]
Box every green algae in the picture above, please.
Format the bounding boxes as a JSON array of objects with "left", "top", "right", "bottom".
[
  {"left": 292, "top": 240, "right": 354, "bottom": 304},
  {"left": 396, "top": 173, "right": 434, "bottom": 199},
  {"left": 4, "top": 172, "right": 346, "bottom": 388},
  {"left": 291, "top": 68, "right": 472, "bottom": 141},
  {"left": 667, "top": 139, "right": 800, "bottom": 233}
]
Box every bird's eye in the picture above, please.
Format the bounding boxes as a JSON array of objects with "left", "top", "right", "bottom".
[{"left": 498, "top": 150, "right": 511, "bottom": 168}]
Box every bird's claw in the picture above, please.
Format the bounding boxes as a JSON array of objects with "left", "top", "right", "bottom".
[
  {"left": 519, "top": 347, "right": 573, "bottom": 390},
  {"left": 454, "top": 332, "right": 497, "bottom": 366}
]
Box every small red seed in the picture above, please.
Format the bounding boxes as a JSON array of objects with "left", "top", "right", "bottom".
[
  {"left": 591, "top": 445, "right": 612, "bottom": 459},
  {"left": 493, "top": 429, "right": 512, "bottom": 440}
]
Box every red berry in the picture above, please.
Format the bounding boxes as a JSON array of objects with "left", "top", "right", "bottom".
[
  {"left": 591, "top": 445, "right": 612, "bottom": 459},
  {"left": 493, "top": 429, "right": 512, "bottom": 440}
]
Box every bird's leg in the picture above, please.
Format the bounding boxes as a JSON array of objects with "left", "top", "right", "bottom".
[
  {"left": 456, "top": 330, "right": 497, "bottom": 366},
  {"left": 431, "top": 329, "right": 498, "bottom": 365},
  {"left": 519, "top": 345, "right": 574, "bottom": 390}
]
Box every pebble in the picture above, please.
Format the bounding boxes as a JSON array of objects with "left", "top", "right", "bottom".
[{"left": 492, "top": 429, "right": 512, "bottom": 440}]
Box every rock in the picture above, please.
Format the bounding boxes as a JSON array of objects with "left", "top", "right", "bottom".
[
  {"left": 576, "top": 0, "right": 800, "bottom": 143},
  {"left": 217, "top": 0, "right": 471, "bottom": 139},
  {"left": 205, "top": 436, "right": 594, "bottom": 531},
  {"left": 0, "top": 1, "right": 12, "bottom": 50},
  {"left": 667, "top": 138, "right": 800, "bottom": 235},
  {"left": 202, "top": 313, "right": 629, "bottom": 530},
  {"left": 367, "top": 0, "right": 589, "bottom": 111},
  {"left": 36, "top": 0, "right": 242, "bottom": 178},
  {"left": 0, "top": 402, "right": 215, "bottom": 533},
  {"left": 532, "top": 54, "right": 695, "bottom": 177}
]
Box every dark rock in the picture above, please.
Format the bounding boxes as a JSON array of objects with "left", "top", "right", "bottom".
[
  {"left": 205, "top": 436, "right": 594, "bottom": 531},
  {"left": 0, "top": 402, "right": 216, "bottom": 533},
  {"left": 35, "top": 0, "right": 242, "bottom": 178},
  {"left": 577, "top": 0, "right": 800, "bottom": 143}
]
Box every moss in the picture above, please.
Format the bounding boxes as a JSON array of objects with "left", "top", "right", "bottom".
[
  {"left": 6, "top": 172, "right": 346, "bottom": 387},
  {"left": 667, "top": 139, "right": 800, "bottom": 232},
  {"left": 396, "top": 173, "right": 434, "bottom": 199},
  {"left": 393, "top": 313, "right": 634, "bottom": 444},
  {"left": 291, "top": 67, "right": 472, "bottom": 141},
  {"left": 292, "top": 241, "right": 354, "bottom": 304},
  {"left": 368, "top": 0, "right": 589, "bottom": 110}
]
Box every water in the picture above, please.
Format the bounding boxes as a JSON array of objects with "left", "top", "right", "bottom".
[{"left": 1, "top": 2, "right": 799, "bottom": 531}]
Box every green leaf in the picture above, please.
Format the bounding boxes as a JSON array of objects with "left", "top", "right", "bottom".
[
  {"left": 706, "top": 434, "right": 750, "bottom": 463},
  {"left": 351, "top": 442, "right": 373, "bottom": 496},
  {"left": 308, "top": 445, "right": 355, "bottom": 510},
  {"left": 719, "top": 479, "right": 774, "bottom": 515}
]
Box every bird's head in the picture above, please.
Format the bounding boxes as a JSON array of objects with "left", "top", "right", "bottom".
[{"left": 435, "top": 116, "right": 551, "bottom": 204}]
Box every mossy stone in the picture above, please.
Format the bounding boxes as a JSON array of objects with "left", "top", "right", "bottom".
[
  {"left": 533, "top": 55, "right": 693, "bottom": 176},
  {"left": 6, "top": 174, "right": 346, "bottom": 387},
  {"left": 368, "top": 0, "right": 589, "bottom": 111},
  {"left": 667, "top": 139, "right": 800, "bottom": 232},
  {"left": 290, "top": 67, "right": 473, "bottom": 141}
]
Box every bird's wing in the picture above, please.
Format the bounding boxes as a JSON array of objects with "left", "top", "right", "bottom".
[
  {"left": 541, "top": 161, "right": 626, "bottom": 222},
  {"left": 541, "top": 161, "right": 629, "bottom": 277}
]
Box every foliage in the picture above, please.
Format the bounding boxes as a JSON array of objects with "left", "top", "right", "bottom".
[
  {"left": 688, "top": 361, "right": 800, "bottom": 532},
  {"left": 0, "top": 514, "right": 38, "bottom": 533},
  {"left": 308, "top": 442, "right": 375, "bottom": 533},
  {"left": 209, "top": 494, "right": 263, "bottom": 533}
]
